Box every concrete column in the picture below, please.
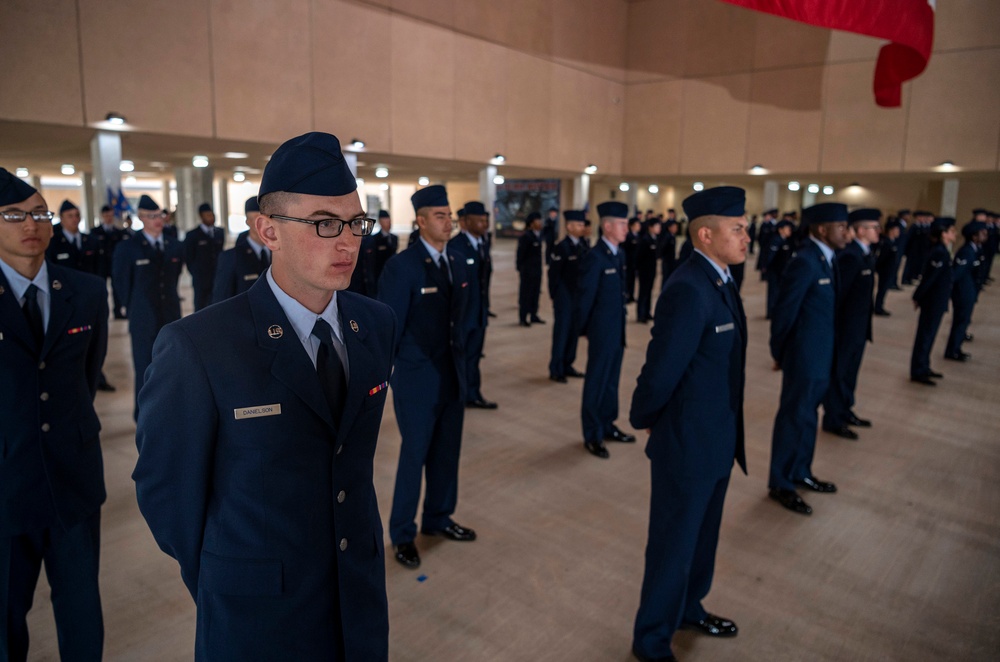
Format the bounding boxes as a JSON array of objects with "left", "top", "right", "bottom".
[
  {"left": 802, "top": 189, "right": 817, "bottom": 208},
  {"left": 89, "top": 131, "right": 122, "bottom": 221},
  {"left": 763, "top": 180, "right": 779, "bottom": 212},
  {"left": 626, "top": 184, "right": 638, "bottom": 216},
  {"left": 941, "top": 178, "right": 959, "bottom": 218},
  {"left": 174, "top": 167, "right": 214, "bottom": 233},
  {"left": 215, "top": 177, "right": 230, "bottom": 236},
  {"left": 80, "top": 172, "right": 94, "bottom": 230},
  {"left": 479, "top": 165, "right": 497, "bottom": 231},
  {"left": 572, "top": 174, "right": 590, "bottom": 210}
]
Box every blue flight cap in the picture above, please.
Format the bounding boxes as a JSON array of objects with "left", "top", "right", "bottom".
[
  {"left": 897, "top": 209, "right": 911, "bottom": 215},
  {"left": 378, "top": 209, "right": 390, "bottom": 219},
  {"left": 848, "top": 208, "right": 881, "bottom": 223},
  {"left": 138, "top": 194, "right": 160, "bottom": 211},
  {"left": 198, "top": 202, "right": 213, "bottom": 214},
  {"left": 525, "top": 211, "right": 542, "bottom": 223},
  {"left": 259, "top": 132, "right": 358, "bottom": 200},
  {"left": 456, "top": 208, "right": 466, "bottom": 218},
  {"left": 596, "top": 201, "right": 628, "bottom": 218},
  {"left": 971, "top": 208, "right": 987, "bottom": 215},
  {"left": 59, "top": 199, "right": 78, "bottom": 213},
  {"left": 244, "top": 197, "right": 259, "bottom": 214},
  {"left": 0, "top": 168, "right": 38, "bottom": 205},
  {"left": 802, "top": 203, "right": 849, "bottom": 225},
  {"left": 962, "top": 220, "right": 986, "bottom": 238},
  {"left": 885, "top": 219, "right": 903, "bottom": 231},
  {"left": 776, "top": 220, "right": 795, "bottom": 231},
  {"left": 100, "top": 204, "right": 112, "bottom": 213},
  {"left": 764, "top": 208, "right": 779, "bottom": 217},
  {"left": 682, "top": 186, "right": 746, "bottom": 221},
  {"left": 564, "top": 210, "right": 587, "bottom": 222},
  {"left": 932, "top": 216, "right": 955, "bottom": 231},
  {"left": 663, "top": 218, "right": 678, "bottom": 228},
  {"left": 464, "top": 201, "right": 487, "bottom": 216},
  {"left": 411, "top": 185, "right": 449, "bottom": 213}
]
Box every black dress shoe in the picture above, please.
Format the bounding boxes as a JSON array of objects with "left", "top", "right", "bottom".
[
  {"left": 519, "top": 320, "right": 531, "bottom": 327},
  {"left": 394, "top": 542, "right": 421, "bottom": 569},
  {"left": 823, "top": 425, "right": 858, "bottom": 440},
  {"left": 584, "top": 440, "right": 610, "bottom": 459},
  {"left": 846, "top": 412, "right": 871, "bottom": 427},
  {"left": 466, "top": 398, "right": 498, "bottom": 409},
  {"left": 769, "top": 488, "right": 812, "bottom": 515},
  {"left": 565, "top": 366, "right": 585, "bottom": 378},
  {"left": 889, "top": 285, "right": 903, "bottom": 291},
  {"left": 911, "top": 375, "right": 937, "bottom": 386},
  {"left": 929, "top": 370, "right": 944, "bottom": 378},
  {"left": 874, "top": 309, "right": 891, "bottom": 316},
  {"left": 944, "top": 352, "right": 969, "bottom": 362},
  {"left": 632, "top": 646, "right": 677, "bottom": 662},
  {"left": 425, "top": 523, "right": 477, "bottom": 542},
  {"left": 680, "top": 613, "right": 738, "bottom": 637},
  {"left": 97, "top": 382, "right": 117, "bottom": 392},
  {"left": 605, "top": 426, "right": 636, "bottom": 443},
  {"left": 965, "top": 333, "right": 974, "bottom": 342},
  {"left": 487, "top": 310, "right": 497, "bottom": 318},
  {"left": 796, "top": 476, "right": 837, "bottom": 493},
  {"left": 550, "top": 374, "right": 567, "bottom": 383},
  {"left": 530, "top": 316, "right": 546, "bottom": 324}
]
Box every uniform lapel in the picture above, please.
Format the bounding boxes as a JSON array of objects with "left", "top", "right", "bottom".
[
  {"left": 0, "top": 271, "right": 36, "bottom": 351},
  {"left": 41, "top": 270, "right": 75, "bottom": 359},
  {"left": 334, "top": 295, "right": 376, "bottom": 448}
]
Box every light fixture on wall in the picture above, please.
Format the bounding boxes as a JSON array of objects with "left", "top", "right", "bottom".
[
  {"left": 417, "top": 176, "right": 430, "bottom": 186},
  {"left": 648, "top": 184, "right": 659, "bottom": 194},
  {"left": 749, "top": 164, "right": 767, "bottom": 175},
  {"left": 584, "top": 164, "right": 598, "bottom": 174},
  {"left": 105, "top": 112, "right": 126, "bottom": 126},
  {"left": 692, "top": 182, "right": 704, "bottom": 192},
  {"left": 119, "top": 160, "right": 135, "bottom": 172},
  {"left": 193, "top": 155, "right": 209, "bottom": 168},
  {"left": 822, "top": 185, "right": 834, "bottom": 195},
  {"left": 787, "top": 181, "right": 800, "bottom": 191},
  {"left": 15, "top": 167, "right": 29, "bottom": 178},
  {"left": 233, "top": 171, "right": 246, "bottom": 182},
  {"left": 350, "top": 138, "right": 366, "bottom": 150},
  {"left": 492, "top": 153, "right": 506, "bottom": 164},
  {"left": 807, "top": 184, "right": 820, "bottom": 194},
  {"left": 493, "top": 175, "right": 505, "bottom": 185},
  {"left": 619, "top": 182, "right": 630, "bottom": 192},
  {"left": 60, "top": 164, "right": 75, "bottom": 175}
]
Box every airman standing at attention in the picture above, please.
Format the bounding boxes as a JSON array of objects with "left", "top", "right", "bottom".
[
  {"left": 211, "top": 196, "right": 271, "bottom": 303},
  {"left": 636, "top": 218, "right": 660, "bottom": 323},
  {"left": 517, "top": 212, "right": 545, "bottom": 326},
  {"left": 910, "top": 217, "right": 956, "bottom": 385},
  {"left": 874, "top": 219, "right": 901, "bottom": 316},
  {"left": 944, "top": 220, "right": 987, "bottom": 362},
  {"left": 548, "top": 209, "right": 589, "bottom": 383},
  {"left": 46, "top": 200, "right": 99, "bottom": 274},
  {"left": 183, "top": 202, "right": 225, "bottom": 311},
  {"left": 91, "top": 204, "right": 129, "bottom": 319}
]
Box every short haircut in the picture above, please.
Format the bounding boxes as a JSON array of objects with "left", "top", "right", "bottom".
[{"left": 258, "top": 191, "right": 296, "bottom": 216}]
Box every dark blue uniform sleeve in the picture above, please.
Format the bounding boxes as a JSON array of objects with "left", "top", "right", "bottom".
[
  {"left": 769, "top": 253, "right": 813, "bottom": 365},
  {"left": 836, "top": 250, "right": 863, "bottom": 310},
  {"left": 211, "top": 249, "right": 237, "bottom": 304},
  {"left": 912, "top": 250, "right": 944, "bottom": 306},
  {"left": 86, "top": 281, "right": 110, "bottom": 398},
  {"left": 376, "top": 255, "right": 411, "bottom": 353},
  {"left": 112, "top": 241, "right": 133, "bottom": 315},
  {"left": 574, "top": 250, "right": 600, "bottom": 336}
]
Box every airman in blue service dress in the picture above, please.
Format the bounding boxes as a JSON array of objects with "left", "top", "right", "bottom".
[
  {"left": 450, "top": 201, "right": 497, "bottom": 409},
  {"left": 113, "top": 194, "right": 183, "bottom": 419},
  {"left": 944, "top": 221, "right": 986, "bottom": 362},
  {"left": 630, "top": 186, "right": 749, "bottom": 662},
  {"left": 0, "top": 169, "right": 108, "bottom": 662},
  {"left": 763, "top": 219, "right": 794, "bottom": 319},
  {"left": 548, "top": 210, "right": 589, "bottom": 382},
  {"left": 372, "top": 209, "right": 398, "bottom": 286},
  {"left": 378, "top": 184, "right": 477, "bottom": 570},
  {"left": 183, "top": 202, "right": 225, "bottom": 312},
  {"left": 134, "top": 132, "right": 393, "bottom": 661},
  {"left": 517, "top": 212, "right": 545, "bottom": 325},
  {"left": 91, "top": 204, "right": 129, "bottom": 318},
  {"left": 211, "top": 197, "right": 271, "bottom": 303},
  {"left": 822, "top": 208, "right": 880, "bottom": 440},
  {"left": 874, "top": 219, "right": 901, "bottom": 315},
  {"left": 909, "top": 218, "right": 956, "bottom": 385},
  {"left": 658, "top": 218, "right": 679, "bottom": 289},
  {"left": 636, "top": 219, "right": 660, "bottom": 323},
  {"left": 45, "top": 200, "right": 99, "bottom": 275},
  {"left": 755, "top": 209, "right": 778, "bottom": 277},
  {"left": 576, "top": 201, "right": 635, "bottom": 459},
  {"left": 768, "top": 203, "right": 850, "bottom": 516}
]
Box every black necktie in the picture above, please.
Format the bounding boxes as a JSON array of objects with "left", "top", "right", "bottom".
[
  {"left": 725, "top": 278, "right": 745, "bottom": 327},
  {"left": 22, "top": 284, "right": 44, "bottom": 350},
  {"left": 438, "top": 255, "right": 450, "bottom": 282},
  {"left": 312, "top": 318, "right": 347, "bottom": 422}
]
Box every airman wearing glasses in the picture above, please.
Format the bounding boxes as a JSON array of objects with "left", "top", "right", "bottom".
[
  {"left": 112, "top": 194, "right": 183, "bottom": 419},
  {"left": 134, "top": 133, "right": 395, "bottom": 661},
  {"left": 0, "top": 168, "right": 109, "bottom": 661}
]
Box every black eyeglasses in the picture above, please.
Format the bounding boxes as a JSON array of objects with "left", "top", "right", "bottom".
[
  {"left": 1, "top": 210, "right": 55, "bottom": 223},
  {"left": 269, "top": 214, "right": 375, "bottom": 238}
]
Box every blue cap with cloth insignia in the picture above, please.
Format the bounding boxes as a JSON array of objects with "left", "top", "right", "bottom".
[
  {"left": 59, "top": 199, "right": 78, "bottom": 213},
  {"left": 597, "top": 201, "right": 628, "bottom": 218},
  {"left": 0, "top": 168, "right": 38, "bottom": 205},
  {"left": 802, "top": 202, "right": 849, "bottom": 225},
  {"left": 198, "top": 202, "right": 213, "bottom": 213},
  {"left": 682, "top": 186, "right": 746, "bottom": 221},
  {"left": 564, "top": 210, "right": 587, "bottom": 222},
  {"left": 962, "top": 220, "right": 986, "bottom": 238},
  {"left": 848, "top": 208, "right": 881, "bottom": 223},
  {"left": 411, "top": 185, "right": 449, "bottom": 213},
  {"left": 259, "top": 132, "right": 357, "bottom": 200},
  {"left": 138, "top": 194, "right": 160, "bottom": 211},
  {"left": 932, "top": 216, "right": 955, "bottom": 231},
  {"left": 456, "top": 208, "right": 466, "bottom": 218},
  {"left": 463, "top": 201, "right": 487, "bottom": 216},
  {"left": 897, "top": 209, "right": 911, "bottom": 216},
  {"left": 244, "top": 197, "right": 259, "bottom": 213},
  {"left": 378, "top": 209, "right": 390, "bottom": 219}
]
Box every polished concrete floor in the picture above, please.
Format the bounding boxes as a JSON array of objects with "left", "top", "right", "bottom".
[{"left": 25, "top": 238, "right": 1000, "bottom": 661}]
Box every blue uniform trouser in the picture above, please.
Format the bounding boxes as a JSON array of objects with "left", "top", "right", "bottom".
[
  {"left": 945, "top": 301, "right": 973, "bottom": 357},
  {"left": 769, "top": 370, "right": 830, "bottom": 490},
  {"left": 910, "top": 306, "right": 945, "bottom": 378},
  {"left": 518, "top": 271, "right": 541, "bottom": 322},
  {"left": 636, "top": 271, "right": 655, "bottom": 321},
  {"left": 548, "top": 290, "right": 578, "bottom": 378},
  {"left": 389, "top": 398, "right": 465, "bottom": 545},
  {"left": 191, "top": 277, "right": 213, "bottom": 312},
  {"left": 464, "top": 326, "right": 486, "bottom": 402},
  {"left": 633, "top": 471, "right": 729, "bottom": 660},
  {"left": 765, "top": 276, "right": 780, "bottom": 319},
  {"left": 129, "top": 324, "right": 160, "bottom": 421},
  {"left": 1, "top": 512, "right": 103, "bottom": 662},
  {"left": 822, "top": 339, "right": 866, "bottom": 429},
  {"left": 581, "top": 339, "right": 623, "bottom": 444},
  {"left": 874, "top": 275, "right": 890, "bottom": 312}
]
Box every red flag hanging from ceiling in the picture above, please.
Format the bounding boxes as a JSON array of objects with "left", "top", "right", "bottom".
[{"left": 719, "top": 0, "right": 935, "bottom": 107}]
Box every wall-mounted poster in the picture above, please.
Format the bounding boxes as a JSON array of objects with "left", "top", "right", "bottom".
[{"left": 494, "top": 179, "right": 560, "bottom": 238}]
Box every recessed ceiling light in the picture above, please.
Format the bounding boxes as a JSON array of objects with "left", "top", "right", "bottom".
[
  {"left": 807, "top": 184, "right": 820, "bottom": 194},
  {"left": 493, "top": 153, "right": 506, "bottom": 164},
  {"left": 224, "top": 152, "right": 248, "bottom": 159},
  {"left": 119, "top": 160, "right": 135, "bottom": 172},
  {"left": 105, "top": 112, "right": 126, "bottom": 125},
  {"left": 192, "top": 155, "right": 209, "bottom": 168},
  {"left": 692, "top": 182, "right": 704, "bottom": 192},
  {"left": 788, "top": 181, "right": 800, "bottom": 191},
  {"left": 375, "top": 166, "right": 389, "bottom": 178},
  {"left": 60, "top": 164, "right": 75, "bottom": 175},
  {"left": 822, "top": 185, "right": 834, "bottom": 195},
  {"left": 584, "top": 164, "right": 598, "bottom": 174},
  {"left": 350, "top": 139, "right": 365, "bottom": 150},
  {"left": 418, "top": 176, "right": 430, "bottom": 186},
  {"left": 493, "top": 175, "right": 505, "bottom": 185},
  {"left": 619, "top": 182, "right": 630, "bottom": 192},
  {"left": 15, "top": 167, "right": 29, "bottom": 178},
  {"left": 648, "top": 184, "right": 659, "bottom": 194},
  {"left": 233, "top": 171, "right": 246, "bottom": 182},
  {"left": 379, "top": 183, "right": 389, "bottom": 191},
  {"left": 749, "top": 164, "right": 767, "bottom": 175}
]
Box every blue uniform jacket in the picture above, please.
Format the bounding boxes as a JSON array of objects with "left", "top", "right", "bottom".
[
  {"left": 912, "top": 244, "right": 953, "bottom": 314},
  {"left": 1, "top": 264, "right": 108, "bottom": 534},
  {"left": 133, "top": 279, "right": 395, "bottom": 661},
  {"left": 183, "top": 225, "right": 225, "bottom": 282},
  {"left": 769, "top": 240, "right": 836, "bottom": 376},
  {"left": 45, "top": 223, "right": 100, "bottom": 274},
  {"left": 448, "top": 233, "right": 488, "bottom": 330},
  {"left": 112, "top": 233, "right": 183, "bottom": 333},
  {"left": 516, "top": 230, "right": 543, "bottom": 275},
  {"left": 548, "top": 237, "right": 588, "bottom": 299},
  {"left": 575, "top": 240, "right": 626, "bottom": 345},
  {"left": 630, "top": 254, "right": 747, "bottom": 480},
  {"left": 90, "top": 224, "right": 127, "bottom": 278},
  {"left": 835, "top": 241, "right": 875, "bottom": 344},
  {"left": 211, "top": 233, "right": 267, "bottom": 303},
  {"left": 377, "top": 240, "right": 470, "bottom": 404},
  {"left": 951, "top": 242, "right": 979, "bottom": 308},
  {"left": 348, "top": 234, "right": 378, "bottom": 297}
]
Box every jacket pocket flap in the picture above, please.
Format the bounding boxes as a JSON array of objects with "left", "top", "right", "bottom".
[{"left": 200, "top": 550, "right": 282, "bottom": 596}]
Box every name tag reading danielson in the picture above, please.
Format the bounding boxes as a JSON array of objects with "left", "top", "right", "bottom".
[
  {"left": 420, "top": 286, "right": 438, "bottom": 294},
  {"left": 818, "top": 278, "right": 831, "bottom": 285},
  {"left": 715, "top": 323, "right": 735, "bottom": 333},
  {"left": 234, "top": 404, "right": 282, "bottom": 420}
]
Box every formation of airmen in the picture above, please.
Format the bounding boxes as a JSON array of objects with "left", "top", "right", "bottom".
[{"left": 2, "top": 136, "right": 997, "bottom": 661}]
